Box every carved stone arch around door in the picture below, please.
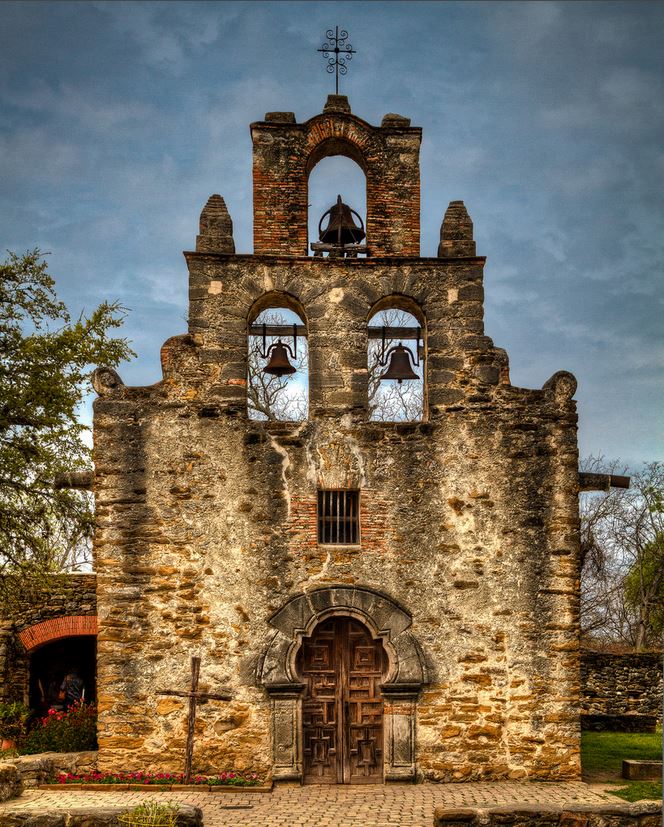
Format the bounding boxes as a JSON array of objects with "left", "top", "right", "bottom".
[{"left": 259, "top": 586, "right": 427, "bottom": 783}]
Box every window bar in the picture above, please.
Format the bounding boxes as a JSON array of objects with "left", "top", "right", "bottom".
[
  {"left": 335, "top": 489, "right": 340, "bottom": 544},
  {"left": 349, "top": 492, "right": 355, "bottom": 544},
  {"left": 325, "top": 490, "right": 330, "bottom": 543}
]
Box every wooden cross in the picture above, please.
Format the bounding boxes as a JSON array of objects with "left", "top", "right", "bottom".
[{"left": 158, "top": 656, "right": 232, "bottom": 783}]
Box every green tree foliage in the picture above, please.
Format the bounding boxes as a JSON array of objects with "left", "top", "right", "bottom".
[
  {"left": 624, "top": 532, "right": 664, "bottom": 647},
  {"left": 580, "top": 459, "right": 664, "bottom": 650},
  {"left": 0, "top": 250, "right": 133, "bottom": 595}
]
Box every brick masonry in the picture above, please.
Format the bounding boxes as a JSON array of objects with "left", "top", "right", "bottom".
[
  {"left": 252, "top": 96, "right": 421, "bottom": 256},
  {"left": 18, "top": 616, "right": 98, "bottom": 653}
]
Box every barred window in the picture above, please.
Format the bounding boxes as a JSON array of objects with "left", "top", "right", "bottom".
[{"left": 318, "top": 490, "right": 360, "bottom": 545}]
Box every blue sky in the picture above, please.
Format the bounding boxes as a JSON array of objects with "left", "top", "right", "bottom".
[{"left": 2, "top": 1, "right": 662, "bottom": 467}]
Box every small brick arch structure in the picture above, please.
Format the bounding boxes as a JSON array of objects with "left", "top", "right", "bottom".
[
  {"left": 260, "top": 586, "right": 427, "bottom": 783},
  {"left": 18, "top": 615, "right": 98, "bottom": 652},
  {"left": 251, "top": 97, "right": 422, "bottom": 257}
]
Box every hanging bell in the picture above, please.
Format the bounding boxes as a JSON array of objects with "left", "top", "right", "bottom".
[
  {"left": 264, "top": 341, "right": 297, "bottom": 377},
  {"left": 319, "top": 195, "right": 366, "bottom": 246},
  {"left": 381, "top": 344, "right": 419, "bottom": 383}
]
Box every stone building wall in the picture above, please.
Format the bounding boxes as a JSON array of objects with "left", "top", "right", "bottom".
[
  {"left": 580, "top": 651, "right": 663, "bottom": 730},
  {"left": 0, "top": 574, "right": 96, "bottom": 703},
  {"left": 93, "top": 248, "right": 581, "bottom": 782}
]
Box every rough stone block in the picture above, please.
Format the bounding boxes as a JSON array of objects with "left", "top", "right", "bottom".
[
  {"left": 0, "top": 762, "right": 23, "bottom": 802},
  {"left": 622, "top": 759, "right": 663, "bottom": 781}
]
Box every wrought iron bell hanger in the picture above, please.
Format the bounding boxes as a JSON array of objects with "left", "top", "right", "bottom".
[{"left": 378, "top": 326, "right": 422, "bottom": 383}]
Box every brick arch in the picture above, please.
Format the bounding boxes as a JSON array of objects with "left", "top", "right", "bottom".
[
  {"left": 303, "top": 115, "right": 375, "bottom": 175},
  {"left": 252, "top": 107, "right": 421, "bottom": 257},
  {"left": 18, "top": 615, "right": 98, "bottom": 652}
]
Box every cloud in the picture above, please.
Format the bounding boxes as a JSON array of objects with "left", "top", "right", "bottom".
[
  {"left": 90, "top": 1, "right": 233, "bottom": 75},
  {"left": 1, "top": 79, "right": 156, "bottom": 133},
  {"left": 1, "top": 0, "right": 662, "bottom": 466},
  {"left": 0, "top": 128, "right": 83, "bottom": 185}
]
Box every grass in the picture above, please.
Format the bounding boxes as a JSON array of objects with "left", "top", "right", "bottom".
[
  {"left": 581, "top": 731, "right": 662, "bottom": 801},
  {"left": 610, "top": 781, "right": 663, "bottom": 802}
]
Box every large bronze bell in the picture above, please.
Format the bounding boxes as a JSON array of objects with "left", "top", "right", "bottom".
[
  {"left": 319, "top": 195, "right": 366, "bottom": 246},
  {"left": 264, "top": 341, "right": 297, "bottom": 377},
  {"left": 381, "top": 344, "right": 419, "bottom": 383}
]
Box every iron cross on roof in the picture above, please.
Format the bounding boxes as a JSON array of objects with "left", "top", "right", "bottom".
[{"left": 318, "top": 27, "right": 356, "bottom": 95}]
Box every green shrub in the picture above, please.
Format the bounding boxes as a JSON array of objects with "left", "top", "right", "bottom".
[
  {"left": 21, "top": 701, "right": 97, "bottom": 754},
  {"left": 0, "top": 701, "right": 31, "bottom": 742},
  {"left": 118, "top": 801, "right": 178, "bottom": 826}
]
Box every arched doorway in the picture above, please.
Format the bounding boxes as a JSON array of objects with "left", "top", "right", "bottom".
[
  {"left": 261, "top": 586, "right": 426, "bottom": 783},
  {"left": 29, "top": 636, "right": 96, "bottom": 713},
  {"left": 297, "top": 616, "right": 388, "bottom": 784}
]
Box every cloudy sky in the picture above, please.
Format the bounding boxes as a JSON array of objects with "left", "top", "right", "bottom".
[{"left": 2, "top": 1, "right": 662, "bottom": 468}]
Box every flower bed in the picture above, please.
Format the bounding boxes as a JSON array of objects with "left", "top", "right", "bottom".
[
  {"left": 21, "top": 702, "right": 97, "bottom": 754},
  {"left": 52, "top": 770, "right": 264, "bottom": 788}
]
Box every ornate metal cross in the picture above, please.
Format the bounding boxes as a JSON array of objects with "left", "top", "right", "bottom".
[
  {"left": 159, "top": 656, "right": 232, "bottom": 783},
  {"left": 318, "top": 26, "right": 356, "bottom": 95}
]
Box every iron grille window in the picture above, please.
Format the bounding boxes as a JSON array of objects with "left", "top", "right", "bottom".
[{"left": 318, "top": 490, "right": 360, "bottom": 545}]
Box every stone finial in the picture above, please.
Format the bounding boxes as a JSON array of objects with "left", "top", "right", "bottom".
[
  {"left": 92, "top": 366, "right": 124, "bottom": 396},
  {"left": 265, "top": 112, "right": 296, "bottom": 123},
  {"left": 438, "top": 200, "right": 476, "bottom": 257},
  {"left": 543, "top": 370, "right": 577, "bottom": 404},
  {"left": 381, "top": 113, "right": 411, "bottom": 128},
  {"left": 323, "top": 94, "right": 351, "bottom": 114},
  {"left": 196, "top": 194, "right": 235, "bottom": 254}
]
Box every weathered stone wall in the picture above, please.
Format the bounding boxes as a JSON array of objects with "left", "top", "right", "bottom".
[
  {"left": 581, "top": 651, "right": 663, "bottom": 730},
  {"left": 93, "top": 248, "right": 581, "bottom": 782},
  {"left": 434, "top": 803, "right": 662, "bottom": 827},
  {"left": 0, "top": 801, "right": 202, "bottom": 827},
  {"left": 0, "top": 762, "right": 23, "bottom": 802},
  {"left": 0, "top": 574, "right": 96, "bottom": 704},
  {"left": 7, "top": 751, "right": 97, "bottom": 788}
]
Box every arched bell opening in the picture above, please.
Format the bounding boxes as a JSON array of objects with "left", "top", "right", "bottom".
[
  {"left": 367, "top": 297, "right": 426, "bottom": 422},
  {"left": 247, "top": 293, "right": 309, "bottom": 421},
  {"left": 295, "top": 615, "right": 388, "bottom": 784},
  {"left": 307, "top": 149, "right": 367, "bottom": 258},
  {"left": 29, "top": 635, "right": 96, "bottom": 715}
]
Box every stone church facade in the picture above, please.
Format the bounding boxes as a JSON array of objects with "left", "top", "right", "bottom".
[{"left": 90, "top": 95, "right": 582, "bottom": 784}]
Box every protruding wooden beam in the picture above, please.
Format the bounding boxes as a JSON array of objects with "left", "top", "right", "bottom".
[
  {"left": 248, "top": 325, "right": 421, "bottom": 340},
  {"left": 53, "top": 471, "right": 94, "bottom": 490},
  {"left": 579, "top": 472, "right": 630, "bottom": 492}
]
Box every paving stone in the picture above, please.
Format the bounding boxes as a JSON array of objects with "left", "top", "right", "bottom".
[{"left": 0, "top": 782, "right": 622, "bottom": 827}]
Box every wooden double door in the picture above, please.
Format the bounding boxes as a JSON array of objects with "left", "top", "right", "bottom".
[{"left": 298, "top": 617, "right": 387, "bottom": 784}]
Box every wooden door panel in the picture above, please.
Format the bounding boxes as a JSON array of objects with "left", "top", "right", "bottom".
[
  {"left": 347, "top": 624, "right": 384, "bottom": 782},
  {"left": 299, "top": 618, "right": 385, "bottom": 784},
  {"left": 300, "top": 625, "right": 339, "bottom": 783}
]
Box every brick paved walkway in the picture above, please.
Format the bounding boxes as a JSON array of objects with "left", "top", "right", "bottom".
[{"left": 0, "top": 782, "right": 620, "bottom": 827}]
